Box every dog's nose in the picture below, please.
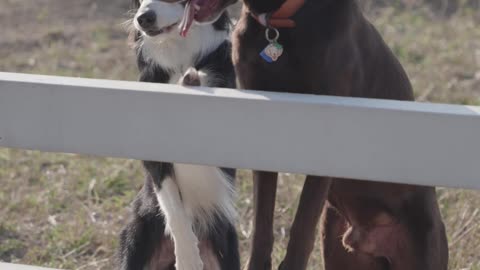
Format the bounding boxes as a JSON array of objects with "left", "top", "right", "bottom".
[{"left": 137, "top": 10, "right": 156, "bottom": 29}]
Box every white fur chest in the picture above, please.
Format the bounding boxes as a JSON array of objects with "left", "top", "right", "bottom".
[
  {"left": 173, "top": 164, "right": 236, "bottom": 234},
  {"left": 140, "top": 25, "right": 228, "bottom": 83}
]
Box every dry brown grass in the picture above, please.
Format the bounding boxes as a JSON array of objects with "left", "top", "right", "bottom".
[{"left": 0, "top": 0, "right": 479, "bottom": 269}]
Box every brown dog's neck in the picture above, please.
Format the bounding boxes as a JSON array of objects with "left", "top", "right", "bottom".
[
  {"left": 240, "top": 0, "right": 355, "bottom": 42},
  {"left": 242, "top": 0, "right": 286, "bottom": 15},
  {"left": 249, "top": 0, "right": 306, "bottom": 28},
  {"left": 244, "top": 0, "right": 354, "bottom": 31}
]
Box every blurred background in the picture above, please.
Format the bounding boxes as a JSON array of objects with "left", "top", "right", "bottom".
[{"left": 0, "top": 0, "right": 479, "bottom": 269}]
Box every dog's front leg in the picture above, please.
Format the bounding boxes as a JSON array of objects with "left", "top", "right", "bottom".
[
  {"left": 178, "top": 67, "right": 214, "bottom": 87},
  {"left": 144, "top": 161, "right": 203, "bottom": 270},
  {"left": 246, "top": 171, "right": 278, "bottom": 270},
  {"left": 278, "top": 176, "right": 332, "bottom": 270},
  {"left": 178, "top": 68, "right": 201, "bottom": 86}
]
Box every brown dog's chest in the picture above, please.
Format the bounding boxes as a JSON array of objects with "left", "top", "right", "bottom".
[
  {"left": 232, "top": 20, "right": 367, "bottom": 97},
  {"left": 232, "top": 15, "right": 335, "bottom": 94},
  {"left": 232, "top": 2, "right": 415, "bottom": 100}
]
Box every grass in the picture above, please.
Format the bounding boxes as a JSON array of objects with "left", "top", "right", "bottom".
[{"left": 0, "top": 2, "right": 479, "bottom": 270}]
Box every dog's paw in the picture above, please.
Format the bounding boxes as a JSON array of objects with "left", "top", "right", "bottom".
[{"left": 179, "top": 67, "right": 201, "bottom": 86}]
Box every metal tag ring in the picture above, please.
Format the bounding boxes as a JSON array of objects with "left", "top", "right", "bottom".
[{"left": 265, "top": 28, "right": 280, "bottom": 42}]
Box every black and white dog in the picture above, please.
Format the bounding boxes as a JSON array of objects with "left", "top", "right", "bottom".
[{"left": 118, "top": 1, "right": 239, "bottom": 269}]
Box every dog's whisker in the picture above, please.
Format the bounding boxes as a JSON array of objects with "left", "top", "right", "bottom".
[
  {"left": 125, "top": 9, "right": 138, "bottom": 16},
  {"left": 120, "top": 18, "right": 134, "bottom": 29}
]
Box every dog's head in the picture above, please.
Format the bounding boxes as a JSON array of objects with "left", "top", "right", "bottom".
[
  {"left": 132, "top": 0, "right": 185, "bottom": 40},
  {"left": 131, "top": 0, "right": 237, "bottom": 38}
]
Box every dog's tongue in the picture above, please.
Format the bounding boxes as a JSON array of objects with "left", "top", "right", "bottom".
[{"left": 179, "top": 0, "right": 199, "bottom": 37}]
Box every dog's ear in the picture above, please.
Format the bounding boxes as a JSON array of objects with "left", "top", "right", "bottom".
[
  {"left": 128, "top": 0, "right": 141, "bottom": 49},
  {"left": 128, "top": 29, "right": 142, "bottom": 49}
]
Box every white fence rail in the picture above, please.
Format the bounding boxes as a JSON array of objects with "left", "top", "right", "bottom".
[
  {"left": 0, "top": 263, "right": 59, "bottom": 270},
  {"left": 1, "top": 72, "right": 480, "bottom": 189}
]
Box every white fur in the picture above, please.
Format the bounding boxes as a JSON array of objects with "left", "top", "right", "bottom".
[
  {"left": 134, "top": 0, "right": 184, "bottom": 38},
  {"left": 141, "top": 25, "right": 227, "bottom": 77},
  {"left": 173, "top": 164, "right": 236, "bottom": 235},
  {"left": 155, "top": 177, "right": 203, "bottom": 270}
]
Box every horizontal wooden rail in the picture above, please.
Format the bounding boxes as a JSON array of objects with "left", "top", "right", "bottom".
[{"left": 1, "top": 72, "right": 479, "bottom": 189}]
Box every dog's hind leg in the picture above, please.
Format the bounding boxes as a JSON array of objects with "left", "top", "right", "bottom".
[
  {"left": 321, "top": 204, "right": 384, "bottom": 270},
  {"left": 200, "top": 221, "right": 240, "bottom": 270},
  {"left": 246, "top": 171, "right": 278, "bottom": 270},
  {"left": 118, "top": 185, "right": 171, "bottom": 270},
  {"left": 221, "top": 222, "right": 241, "bottom": 270},
  {"left": 278, "top": 176, "right": 331, "bottom": 270},
  {"left": 143, "top": 161, "right": 203, "bottom": 270},
  {"left": 206, "top": 214, "right": 240, "bottom": 270},
  {"left": 322, "top": 181, "right": 448, "bottom": 270},
  {"left": 119, "top": 214, "right": 165, "bottom": 270}
]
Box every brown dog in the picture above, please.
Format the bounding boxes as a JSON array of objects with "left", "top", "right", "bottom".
[{"left": 228, "top": 0, "right": 449, "bottom": 269}]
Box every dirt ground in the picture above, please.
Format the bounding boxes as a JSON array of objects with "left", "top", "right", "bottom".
[{"left": 0, "top": 0, "right": 479, "bottom": 269}]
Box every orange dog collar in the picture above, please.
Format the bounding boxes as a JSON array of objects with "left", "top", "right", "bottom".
[{"left": 251, "top": 0, "right": 306, "bottom": 28}]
